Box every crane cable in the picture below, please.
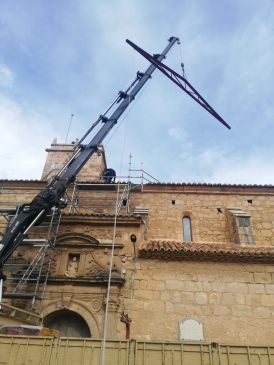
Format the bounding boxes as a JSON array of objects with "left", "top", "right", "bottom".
[
  {"left": 100, "top": 42, "right": 184, "bottom": 361},
  {"left": 99, "top": 182, "right": 121, "bottom": 365},
  {"left": 177, "top": 39, "right": 187, "bottom": 79},
  {"left": 100, "top": 98, "right": 129, "bottom": 365}
]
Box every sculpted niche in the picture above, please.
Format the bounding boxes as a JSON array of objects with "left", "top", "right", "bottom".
[{"left": 49, "top": 232, "right": 123, "bottom": 284}]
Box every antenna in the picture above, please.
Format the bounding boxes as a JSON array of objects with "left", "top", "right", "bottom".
[
  {"left": 126, "top": 39, "right": 231, "bottom": 130},
  {"left": 128, "top": 153, "right": 132, "bottom": 182},
  {"left": 65, "top": 113, "right": 74, "bottom": 144}
]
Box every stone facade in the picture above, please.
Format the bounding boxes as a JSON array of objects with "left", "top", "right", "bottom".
[
  {"left": 1, "top": 145, "right": 274, "bottom": 345},
  {"left": 120, "top": 260, "right": 274, "bottom": 344},
  {"left": 41, "top": 140, "right": 107, "bottom": 182}
]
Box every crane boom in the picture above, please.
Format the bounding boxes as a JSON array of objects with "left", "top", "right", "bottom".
[{"left": 0, "top": 37, "right": 179, "bottom": 274}]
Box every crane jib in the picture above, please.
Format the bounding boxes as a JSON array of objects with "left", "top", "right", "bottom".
[{"left": 126, "top": 39, "right": 231, "bottom": 130}]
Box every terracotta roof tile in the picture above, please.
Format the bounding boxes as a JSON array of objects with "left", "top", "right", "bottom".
[
  {"left": 0, "top": 179, "right": 45, "bottom": 183},
  {"left": 0, "top": 179, "right": 274, "bottom": 189},
  {"left": 144, "top": 182, "right": 274, "bottom": 188},
  {"left": 138, "top": 240, "right": 274, "bottom": 263}
]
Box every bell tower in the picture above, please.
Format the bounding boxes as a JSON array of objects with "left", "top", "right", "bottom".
[{"left": 41, "top": 138, "right": 107, "bottom": 182}]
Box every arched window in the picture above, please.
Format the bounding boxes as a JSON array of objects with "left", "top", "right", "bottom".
[{"left": 183, "top": 216, "right": 192, "bottom": 242}]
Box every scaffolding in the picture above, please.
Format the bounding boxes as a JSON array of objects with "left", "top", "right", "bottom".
[
  {"left": 68, "top": 167, "right": 159, "bottom": 215},
  {"left": 1, "top": 207, "right": 62, "bottom": 313},
  {"left": 68, "top": 181, "right": 134, "bottom": 215},
  {"left": 0, "top": 167, "right": 158, "bottom": 317}
]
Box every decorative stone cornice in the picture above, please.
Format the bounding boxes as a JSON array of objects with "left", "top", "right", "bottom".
[
  {"left": 47, "top": 275, "right": 125, "bottom": 286},
  {"left": 61, "top": 213, "right": 143, "bottom": 226},
  {"left": 141, "top": 183, "right": 274, "bottom": 195}
]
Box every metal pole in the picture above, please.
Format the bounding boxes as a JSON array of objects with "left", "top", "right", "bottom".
[
  {"left": 0, "top": 278, "right": 3, "bottom": 309},
  {"left": 65, "top": 114, "right": 74, "bottom": 144}
]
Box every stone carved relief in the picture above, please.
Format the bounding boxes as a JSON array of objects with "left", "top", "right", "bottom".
[
  {"left": 61, "top": 293, "right": 73, "bottom": 307},
  {"left": 56, "top": 233, "right": 100, "bottom": 245},
  {"left": 48, "top": 249, "right": 62, "bottom": 275},
  {"left": 32, "top": 233, "right": 124, "bottom": 287},
  {"left": 90, "top": 299, "right": 102, "bottom": 312},
  {"left": 65, "top": 255, "right": 80, "bottom": 278},
  {"left": 105, "top": 293, "right": 121, "bottom": 312},
  {"left": 86, "top": 252, "right": 109, "bottom": 278}
]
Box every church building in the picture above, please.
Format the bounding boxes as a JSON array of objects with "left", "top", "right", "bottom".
[{"left": 1, "top": 140, "right": 274, "bottom": 347}]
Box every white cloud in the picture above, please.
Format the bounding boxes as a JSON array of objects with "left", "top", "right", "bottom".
[
  {"left": 168, "top": 145, "right": 274, "bottom": 185},
  {"left": 209, "top": 156, "right": 274, "bottom": 185},
  {"left": 0, "top": 95, "right": 54, "bottom": 179},
  {"left": 168, "top": 127, "right": 188, "bottom": 141},
  {"left": 0, "top": 64, "right": 14, "bottom": 88},
  {"left": 215, "top": 10, "right": 274, "bottom": 115}
]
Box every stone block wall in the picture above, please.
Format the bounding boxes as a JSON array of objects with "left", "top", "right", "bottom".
[
  {"left": 129, "top": 185, "right": 274, "bottom": 246},
  {"left": 118, "top": 259, "right": 274, "bottom": 345}
]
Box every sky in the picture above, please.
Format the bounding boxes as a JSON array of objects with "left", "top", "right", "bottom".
[{"left": 0, "top": 0, "right": 274, "bottom": 184}]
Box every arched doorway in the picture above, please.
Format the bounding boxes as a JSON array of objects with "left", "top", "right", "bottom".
[{"left": 44, "top": 309, "right": 91, "bottom": 337}]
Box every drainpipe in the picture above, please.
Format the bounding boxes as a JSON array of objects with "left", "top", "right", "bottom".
[{"left": 120, "top": 312, "right": 132, "bottom": 340}]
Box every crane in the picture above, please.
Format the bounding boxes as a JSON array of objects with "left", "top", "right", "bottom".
[{"left": 0, "top": 36, "right": 230, "bottom": 282}]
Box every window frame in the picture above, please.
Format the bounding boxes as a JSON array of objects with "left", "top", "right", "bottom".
[{"left": 183, "top": 215, "right": 192, "bottom": 242}]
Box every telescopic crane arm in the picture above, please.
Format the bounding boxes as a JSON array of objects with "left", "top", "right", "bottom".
[
  {"left": 0, "top": 36, "right": 230, "bottom": 276},
  {"left": 0, "top": 37, "right": 179, "bottom": 274}
]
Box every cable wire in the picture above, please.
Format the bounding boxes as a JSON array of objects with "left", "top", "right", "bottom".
[
  {"left": 99, "top": 182, "right": 121, "bottom": 365},
  {"left": 100, "top": 99, "right": 129, "bottom": 365},
  {"left": 177, "top": 39, "right": 187, "bottom": 79}
]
